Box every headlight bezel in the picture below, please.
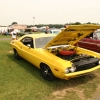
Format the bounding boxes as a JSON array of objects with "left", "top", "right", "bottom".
[
  {"left": 69, "top": 66, "right": 76, "bottom": 72},
  {"left": 65, "top": 68, "right": 70, "bottom": 73},
  {"left": 65, "top": 65, "right": 76, "bottom": 74}
]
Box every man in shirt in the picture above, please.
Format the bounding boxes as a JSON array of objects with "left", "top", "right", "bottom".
[{"left": 11, "top": 29, "right": 17, "bottom": 40}]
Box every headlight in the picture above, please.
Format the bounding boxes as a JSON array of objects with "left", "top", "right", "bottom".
[
  {"left": 69, "top": 66, "right": 76, "bottom": 72},
  {"left": 98, "top": 60, "right": 100, "bottom": 65},
  {"left": 65, "top": 65, "right": 76, "bottom": 74},
  {"left": 65, "top": 68, "right": 70, "bottom": 73}
]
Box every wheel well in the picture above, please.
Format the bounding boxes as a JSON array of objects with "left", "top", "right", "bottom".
[
  {"left": 40, "top": 63, "right": 46, "bottom": 69},
  {"left": 40, "top": 63, "right": 53, "bottom": 73},
  {"left": 40, "top": 62, "right": 56, "bottom": 81},
  {"left": 13, "top": 48, "right": 16, "bottom": 52}
]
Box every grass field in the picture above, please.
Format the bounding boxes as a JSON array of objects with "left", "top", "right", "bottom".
[
  {"left": 0, "top": 34, "right": 11, "bottom": 38},
  {"left": 0, "top": 38, "right": 100, "bottom": 100}
]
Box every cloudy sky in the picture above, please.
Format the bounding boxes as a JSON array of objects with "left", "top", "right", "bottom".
[{"left": 0, "top": 0, "right": 100, "bottom": 26}]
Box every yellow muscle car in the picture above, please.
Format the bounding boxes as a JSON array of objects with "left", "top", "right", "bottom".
[{"left": 10, "top": 24, "right": 100, "bottom": 81}]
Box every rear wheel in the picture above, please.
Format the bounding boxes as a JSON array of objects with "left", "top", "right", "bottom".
[
  {"left": 41, "top": 64, "right": 55, "bottom": 81},
  {"left": 14, "top": 49, "right": 21, "bottom": 60}
]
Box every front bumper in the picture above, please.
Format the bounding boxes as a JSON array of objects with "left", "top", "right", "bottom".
[{"left": 61, "top": 65, "right": 100, "bottom": 80}]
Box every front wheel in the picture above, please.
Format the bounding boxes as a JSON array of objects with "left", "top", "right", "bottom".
[
  {"left": 41, "top": 64, "right": 55, "bottom": 81},
  {"left": 14, "top": 49, "right": 21, "bottom": 60}
]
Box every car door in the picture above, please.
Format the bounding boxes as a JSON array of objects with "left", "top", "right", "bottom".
[
  {"left": 18, "top": 37, "right": 41, "bottom": 67},
  {"left": 18, "top": 37, "right": 34, "bottom": 60}
]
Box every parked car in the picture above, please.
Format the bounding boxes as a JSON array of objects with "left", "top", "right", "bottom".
[
  {"left": 10, "top": 25, "right": 100, "bottom": 81},
  {"left": 78, "top": 29, "right": 100, "bottom": 53},
  {"left": 17, "top": 28, "right": 33, "bottom": 36},
  {"left": 50, "top": 29, "right": 61, "bottom": 34},
  {"left": 31, "top": 27, "right": 38, "bottom": 32}
]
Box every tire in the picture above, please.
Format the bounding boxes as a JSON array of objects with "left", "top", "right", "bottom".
[
  {"left": 41, "top": 64, "right": 55, "bottom": 81},
  {"left": 14, "top": 50, "right": 21, "bottom": 60}
]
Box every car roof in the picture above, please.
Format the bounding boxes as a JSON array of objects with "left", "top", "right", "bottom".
[{"left": 19, "top": 34, "right": 56, "bottom": 39}]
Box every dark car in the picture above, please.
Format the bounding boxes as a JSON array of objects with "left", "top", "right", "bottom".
[
  {"left": 78, "top": 29, "right": 100, "bottom": 53},
  {"left": 17, "top": 28, "right": 33, "bottom": 36}
]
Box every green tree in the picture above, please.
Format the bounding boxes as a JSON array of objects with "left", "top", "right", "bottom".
[
  {"left": 11, "top": 22, "right": 18, "bottom": 25},
  {"left": 86, "top": 22, "right": 91, "bottom": 24},
  {"left": 74, "top": 22, "right": 81, "bottom": 25}
]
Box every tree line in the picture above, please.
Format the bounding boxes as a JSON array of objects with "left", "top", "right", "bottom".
[
  {"left": 28, "top": 22, "right": 99, "bottom": 28},
  {"left": 1, "top": 22, "right": 99, "bottom": 28}
]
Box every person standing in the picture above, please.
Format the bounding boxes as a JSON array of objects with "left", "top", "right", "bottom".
[
  {"left": 45, "top": 26, "right": 50, "bottom": 34},
  {"left": 11, "top": 29, "right": 17, "bottom": 40},
  {"left": 64, "top": 24, "right": 69, "bottom": 28}
]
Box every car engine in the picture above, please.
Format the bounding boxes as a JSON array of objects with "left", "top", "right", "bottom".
[
  {"left": 47, "top": 45, "right": 100, "bottom": 72},
  {"left": 57, "top": 50, "right": 99, "bottom": 72}
]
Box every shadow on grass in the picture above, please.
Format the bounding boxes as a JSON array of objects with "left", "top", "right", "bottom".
[{"left": 7, "top": 53, "right": 97, "bottom": 90}]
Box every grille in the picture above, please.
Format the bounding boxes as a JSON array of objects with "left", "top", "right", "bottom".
[
  {"left": 74, "top": 58, "right": 99, "bottom": 72},
  {"left": 75, "top": 63, "right": 98, "bottom": 72}
]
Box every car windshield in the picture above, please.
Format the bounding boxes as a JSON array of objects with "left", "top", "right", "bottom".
[
  {"left": 35, "top": 36, "right": 55, "bottom": 48},
  {"left": 96, "top": 31, "right": 100, "bottom": 40}
]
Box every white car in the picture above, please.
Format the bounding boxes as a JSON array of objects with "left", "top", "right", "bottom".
[{"left": 50, "top": 29, "right": 61, "bottom": 34}]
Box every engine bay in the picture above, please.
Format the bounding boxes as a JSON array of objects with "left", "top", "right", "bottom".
[{"left": 47, "top": 45, "right": 100, "bottom": 72}]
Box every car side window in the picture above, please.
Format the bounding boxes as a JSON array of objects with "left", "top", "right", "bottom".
[
  {"left": 93, "top": 33, "right": 97, "bottom": 40},
  {"left": 21, "top": 37, "right": 34, "bottom": 48}
]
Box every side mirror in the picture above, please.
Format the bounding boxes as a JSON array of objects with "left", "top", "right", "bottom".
[{"left": 27, "top": 44, "right": 31, "bottom": 48}]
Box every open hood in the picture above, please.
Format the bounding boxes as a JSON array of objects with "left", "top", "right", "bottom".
[{"left": 45, "top": 24, "right": 100, "bottom": 48}]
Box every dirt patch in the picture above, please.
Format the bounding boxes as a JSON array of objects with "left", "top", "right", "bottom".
[
  {"left": 91, "top": 85, "right": 100, "bottom": 100},
  {"left": 52, "top": 88, "right": 67, "bottom": 97},
  {"left": 52, "top": 87, "right": 85, "bottom": 100},
  {"left": 8, "top": 50, "right": 13, "bottom": 53},
  {"left": 0, "top": 38, "right": 11, "bottom": 41}
]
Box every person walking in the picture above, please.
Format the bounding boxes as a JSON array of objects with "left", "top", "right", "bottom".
[{"left": 10, "top": 29, "right": 17, "bottom": 40}]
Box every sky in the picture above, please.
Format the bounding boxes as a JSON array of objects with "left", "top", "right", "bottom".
[{"left": 0, "top": 0, "right": 100, "bottom": 26}]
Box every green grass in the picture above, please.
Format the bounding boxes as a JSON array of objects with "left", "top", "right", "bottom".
[
  {"left": 0, "top": 34, "right": 11, "bottom": 38},
  {"left": 0, "top": 40, "right": 100, "bottom": 100}
]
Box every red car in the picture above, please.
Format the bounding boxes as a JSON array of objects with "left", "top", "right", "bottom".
[{"left": 78, "top": 29, "right": 100, "bottom": 53}]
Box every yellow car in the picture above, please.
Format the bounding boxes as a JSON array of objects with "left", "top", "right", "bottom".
[{"left": 10, "top": 24, "right": 100, "bottom": 81}]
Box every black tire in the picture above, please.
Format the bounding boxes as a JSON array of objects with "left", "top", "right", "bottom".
[
  {"left": 41, "top": 64, "right": 55, "bottom": 81},
  {"left": 14, "top": 50, "right": 21, "bottom": 60}
]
